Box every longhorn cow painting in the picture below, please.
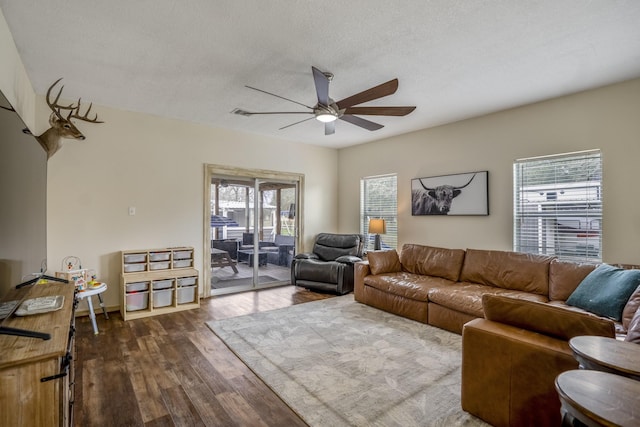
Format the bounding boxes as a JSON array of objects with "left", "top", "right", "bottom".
[{"left": 411, "top": 171, "right": 489, "bottom": 216}]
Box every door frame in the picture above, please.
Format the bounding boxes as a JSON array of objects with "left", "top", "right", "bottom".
[{"left": 202, "top": 164, "right": 304, "bottom": 298}]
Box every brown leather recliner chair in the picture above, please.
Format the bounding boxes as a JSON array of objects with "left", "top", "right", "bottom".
[{"left": 291, "top": 233, "right": 364, "bottom": 295}]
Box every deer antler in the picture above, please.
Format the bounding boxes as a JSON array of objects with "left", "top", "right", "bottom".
[
  {"left": 46, "top": 78, "right": 76, "bottom": 119},
  {"left": 36, "top": 78, "right": 104, "bottom": 159},
  {"left": 70, "top": 98, "right": 104, "bottom": 123},
  {"left": 46, "top": 78, "right": 103, "bottom": 123}
]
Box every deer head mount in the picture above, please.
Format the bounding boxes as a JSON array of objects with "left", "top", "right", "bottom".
[{"left": 35, "top": 78, "right": 104, "bottom": 159}]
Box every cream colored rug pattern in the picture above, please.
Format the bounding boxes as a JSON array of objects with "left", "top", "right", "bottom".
[{"left": 206, "top": 294, "right": 488, "bottom": 427}]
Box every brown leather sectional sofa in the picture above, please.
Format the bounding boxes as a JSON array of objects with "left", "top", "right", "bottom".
[{"left": 354, "top": 243, "right": 639, "bottom": 427}]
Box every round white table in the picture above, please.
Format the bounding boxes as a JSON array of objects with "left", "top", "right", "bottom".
[{"left": 76, "top": 283, "right": 108, "bottom": 335}]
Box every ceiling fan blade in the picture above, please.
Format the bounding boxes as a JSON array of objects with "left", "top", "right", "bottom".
[
  {"left": 336, "top": 79, "right": 399, "bottom": 109},
  {"left": 339, "top": 114, "right": 384, "bottom": 131},
  {"left": 325, "top": 121, "right": 335, "bottom": 135},
  {"left": 245, "top": 85, "right": 313, "bottom": 109},
  {"left": 232, "top": 108, "right": 312, "bottom": 116},
  {"left": 312, "top": 66, "right": 330, "bottom": 106},
  {"left": 279, "top": 117, "right": 315, "bottom": 130},
  {"left": 343, "top": 106, "right": 416, "bottom": 116}
]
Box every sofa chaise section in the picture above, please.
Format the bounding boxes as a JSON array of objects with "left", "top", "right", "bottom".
[{"left": 461, "top": 294, "right": 616, "bottom": 427}]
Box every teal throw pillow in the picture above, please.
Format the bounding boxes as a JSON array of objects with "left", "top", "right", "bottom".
[{"left": 566, "top": 264, "right": 640, "bottom": 321}]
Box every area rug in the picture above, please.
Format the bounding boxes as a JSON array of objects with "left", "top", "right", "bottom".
[{"left": 206, "top": 294, "right": 488, "bottom": 427}]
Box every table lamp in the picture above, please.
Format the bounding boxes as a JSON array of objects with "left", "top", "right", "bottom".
[{"left": 369, "top": 218, "right": 386, "bottom": 251}]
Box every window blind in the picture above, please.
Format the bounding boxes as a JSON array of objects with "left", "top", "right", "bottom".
[
  {"left": 513, "top": 150, "right": 602, "bottom": 262},
  {"left": 360, "top": 174, "right": 398, "bottom": 250}
]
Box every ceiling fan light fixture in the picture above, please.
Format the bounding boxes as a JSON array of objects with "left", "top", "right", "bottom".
[
  {"left": 240, "top": 66, "right": 415, "bottom": 134},
  {"left": 316, "top": 112, "right": 338, "bottom": 123}
]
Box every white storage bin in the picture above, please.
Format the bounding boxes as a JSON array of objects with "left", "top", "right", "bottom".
[
  {"left": 124, "top": 253, "right": 146, "bottom": 263},
  {"left": 149, "top": 252, "right": 171, "bottom": 262},
  {"left": 152, "top": 279, "right": 173, "bottom": 290},
  {"left": 126, "top": 281, "right": 149, "bottom": 292},
  {"left": 149, "top": 261, "right": 170, "bottom": 270},
  {"left": 124, "top": 263, "right": 146, "bottom": 273},
  {"left": 177, "top": 277, "right": 197, "bottom": 287},
  {"left": 173, "top": 250, "right": 193, "bottom": 260},
  {"left": 126, "top": 291, "right": 149, "bottom": 311},
  {"left": 177, "top": 285, "right": 196, "bottom": 304},
  {"left": 173, "top": 259, "right": 192, "bottom": 268},
  {"left": 153, "top": 289, "right": 174, "bottom": 308}
]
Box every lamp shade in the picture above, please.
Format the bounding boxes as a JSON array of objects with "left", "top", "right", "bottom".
[{"left": 369, "top": 218, "right": 386, "bottom": 234}]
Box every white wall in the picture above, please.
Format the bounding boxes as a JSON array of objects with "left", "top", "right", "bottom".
[
  {"left": 44, "top": 104, "right": 338, "bottom": 310},
  {"left": 338, "top": 78, "right": 640, "bottom": 265}
]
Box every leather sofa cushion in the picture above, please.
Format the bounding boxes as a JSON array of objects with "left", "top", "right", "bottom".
[
  {"left": 545, "top": 301, "right": 625, "bottom": 336},
  {"left": 399, "top": 244, "right": 465, "bottom": 281},
  {"left": 548, "top": 259, "right": 596, "bottom": 301},
  {"left": 428, "top": 284, "right": 548, "bottom": 318},
  {"left": 363, "top": 272, "right": 454, "bottom": 301},
  {"left": 625, "top": 306, "right": 640, "bottom": 343},
  {"left": 460, "top": 249, "right": 553, "bottom": 295},
  {"left": 367, "top": 250, "right": 402, "bottom": 275},
  {"left": 622, "top": 285, "right": 640, "bottom": 331},
  {"left": 483, "top": 294, "right": 615, "bottom": 340}
]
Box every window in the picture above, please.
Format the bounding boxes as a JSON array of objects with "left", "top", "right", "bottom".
[
  {"left": 513, "top": 150, "right": 602, "bottom": 262},
  {"left": 360, "top": 174, "right": 398, "bottom": 251}
]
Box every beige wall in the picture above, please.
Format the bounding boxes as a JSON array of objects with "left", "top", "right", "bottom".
[
  {"left": 0, "top": 92, "right": 47, "bottom": 298},
  {"left": 0, "top": 8, "right": 35, "bottom": 129},
  {"left": 43, "top": 104, "right": 338, "bottom": 310},
  {"left": 4, "top": 7, "right": 640, "bottom": 310},
  {"left": 338, "top": 78, "right": 640, "bottom": 265},
  {"left": 2, "top": 9, "right": 338, "bottom": 311},
  {"left": 0, "top": 10, "right": 42, "bottom": 297}
]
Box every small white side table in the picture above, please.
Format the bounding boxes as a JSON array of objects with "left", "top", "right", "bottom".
[{"left": 76, "top": 283, "right": 109, "bottom": 335}]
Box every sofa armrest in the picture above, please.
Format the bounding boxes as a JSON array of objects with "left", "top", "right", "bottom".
[
  {"left": 335, "top": 255, "right": 362, "bottom": 264},
  {"left": 294, "top": 252, "right": 319, "bottom": 260},
  {"left": 482, "top": 294, "right": 615, "bottom": 341},
  {"left": 354, "top": 261, "right": 370, "bottom": 302}
]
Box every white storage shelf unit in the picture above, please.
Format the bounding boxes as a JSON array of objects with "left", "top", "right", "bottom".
[{"left": 120, "top": 247, "right": 199, "bottom": 321}]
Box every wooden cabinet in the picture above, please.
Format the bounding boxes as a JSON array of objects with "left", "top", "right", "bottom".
[
  {"left": 0, "top": 283, "right": 76, "bottom": 427},
  {"left": 120, "top": 247, "right": 200, "bottom": 321}
]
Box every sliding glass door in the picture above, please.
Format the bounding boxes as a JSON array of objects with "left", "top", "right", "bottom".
[{"left": 204, "top": 165, "right": 303, "bottom": 297}]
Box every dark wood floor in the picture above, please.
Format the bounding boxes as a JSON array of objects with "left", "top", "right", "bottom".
[{"left": 74, "top": 285, "right": 334, "bottom": 427}]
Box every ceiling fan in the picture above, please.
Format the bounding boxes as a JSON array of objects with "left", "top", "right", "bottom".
[{"left": 232, "top": 66, "right": 416, "bottom": 135}]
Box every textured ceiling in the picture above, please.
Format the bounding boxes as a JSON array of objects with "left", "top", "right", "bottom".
[{"left": 2, "top": 1, "right": 640, "bottom": 148}]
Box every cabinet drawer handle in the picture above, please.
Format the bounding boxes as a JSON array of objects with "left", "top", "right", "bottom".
[
  {"left": 41, "top": 352, "right": 72, "bottom": 382},
  {"left": 41, "top": 371, "right": 67, "bottom": 382}
]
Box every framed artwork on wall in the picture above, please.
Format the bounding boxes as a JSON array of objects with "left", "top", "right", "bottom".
[{"left": 411, "top": 171, "right": 489, "bottom": 216}]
